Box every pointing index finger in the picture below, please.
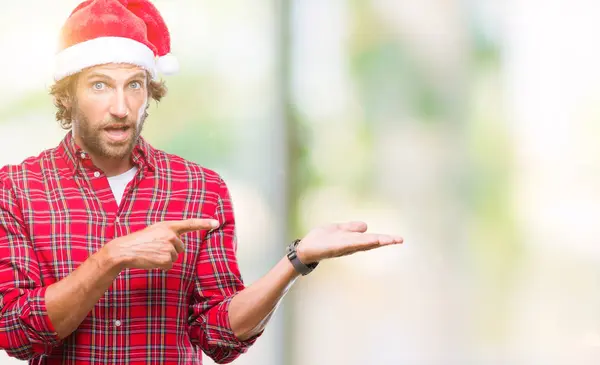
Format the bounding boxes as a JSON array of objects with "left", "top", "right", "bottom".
[{"left": 168, "top": 218, "right": 220, "bottom": 235}]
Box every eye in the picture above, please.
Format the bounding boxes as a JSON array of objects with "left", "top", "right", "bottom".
[
  {"left": 129, "top": 81, "right": 142, "bottom": 89},
  {"left": 92, "top": 82, "right": 105, "bottom": 91}
]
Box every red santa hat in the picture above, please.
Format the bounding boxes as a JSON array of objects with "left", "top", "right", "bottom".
[{"left": 53, "top": 0, "right": 179, "bottom": 81}]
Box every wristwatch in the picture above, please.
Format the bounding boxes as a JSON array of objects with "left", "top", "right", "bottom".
[{"left": 286, "top": 239, "right": 318, "bottom": 276}]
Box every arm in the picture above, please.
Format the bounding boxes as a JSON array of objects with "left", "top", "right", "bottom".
[
  {"left": 227, "top": 256, "right": 298, "bottom": 340},
  {"left": 189, "top": 178, "right": 403, "bottom": 363},
  {"left": 188, "top": 178, "right": 256, "bottom": 364},
  {"left": 46, "top": 218, "right": 220, "bottom": 340},
  {"left": 0, "top": 180, "right": 63, "bottom": 360},
  {"left": 0, "top": 179, "right": 132, "bottom": 359},
  {"left": 47, "top": 218, "right": 219, "bottom": 339},
  {"left": 44, "top": 252, "right": 121, "bottom": 339},
  {"left": 227, "top": 219, "right": 402, "bottom": 340},
  {"left": 0, "top": 178, "right": 217, "bottom": 360}
]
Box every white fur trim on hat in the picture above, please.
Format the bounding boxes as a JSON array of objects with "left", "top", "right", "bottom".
[{"left": 53, "top": 36, "right": 158, "bottom": 81}]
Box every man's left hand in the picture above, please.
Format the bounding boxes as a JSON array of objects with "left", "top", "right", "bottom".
[{"left": 295, "top": 221, "right": 403, "bottom": 264}]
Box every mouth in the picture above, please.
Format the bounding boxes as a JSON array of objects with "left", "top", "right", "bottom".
[{"left": 103, "top": 125, "right": 133, "bottom": 143}]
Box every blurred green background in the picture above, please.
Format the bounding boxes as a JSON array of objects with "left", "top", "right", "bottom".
[{"left": 4, "top": 1, "right": 600, "bottom": 364}]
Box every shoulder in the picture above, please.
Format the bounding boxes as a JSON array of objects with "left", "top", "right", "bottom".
[
  {"left": 0, "top": 149, "right": 55, "bottom": 213},
  {"left": 0, "top": 148, "right": 55, "bottom": 190}
]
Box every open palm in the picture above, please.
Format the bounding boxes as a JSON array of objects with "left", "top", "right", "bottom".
[{"left": 296, "top": 221, "right": 403, "bottom": 264}]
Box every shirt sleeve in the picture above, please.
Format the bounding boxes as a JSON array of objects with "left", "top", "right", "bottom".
[
  {"left": 188, "top": 176, "right": 261, "bottom": 364},
  {"left": 0, "top": 177, "right": 63, "bottom": 360}
]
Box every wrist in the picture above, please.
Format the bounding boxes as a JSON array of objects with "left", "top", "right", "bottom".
[
  {"left": 96, "top": 243, "right": 127, "bottom": 274},
  {"left": 282, "top": 256, "right": 302, "bottom": 280},
  {"left": 286, "top": 239, "right": 319, "bottom": 276},
  {"left": 295, "top": 242, "right": 313, "bottom": 265}
]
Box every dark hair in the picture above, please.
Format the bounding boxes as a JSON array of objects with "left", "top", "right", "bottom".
[{"left": 49, "top": 70, "right": 168, "bottom": 129}]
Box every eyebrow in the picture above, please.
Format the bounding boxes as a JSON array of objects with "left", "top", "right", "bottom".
[
  {"left": 126, "top": 72, "right": 147, "bottom": 82},
  {"left": 84, "top": 71, "right": 147, "bottom": 83},
  {"left": 84, "top": 72, "right": 113, "bottom": 82}
]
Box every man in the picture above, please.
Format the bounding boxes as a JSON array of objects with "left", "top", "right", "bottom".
[{"left": 0, "top": 0, "right": 403, "bottom": 364}]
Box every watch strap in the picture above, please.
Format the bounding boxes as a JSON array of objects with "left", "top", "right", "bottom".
[{"left": 286, "top": 239, "right": 318, "bottom": 276}]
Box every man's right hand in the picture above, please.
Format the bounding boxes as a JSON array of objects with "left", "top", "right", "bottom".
[{"left": 101, "top": 218, "right": 220, "bottom": 271}]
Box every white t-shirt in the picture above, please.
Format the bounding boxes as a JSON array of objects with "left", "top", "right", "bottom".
[{"left": 107, "top": 166, "right": 138, "bottom": 206}]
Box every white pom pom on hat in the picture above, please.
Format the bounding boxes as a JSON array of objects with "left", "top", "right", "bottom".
[
  {"left": 156, "top": 53, "right": 180, "bottom": 76},
  {"left": 54, "top": 0, "right": 180, "bottom": 81}
]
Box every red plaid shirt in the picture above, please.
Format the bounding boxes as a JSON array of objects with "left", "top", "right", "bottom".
[{"left": 0, "top": 132, "right": 258, "bottom": 364}]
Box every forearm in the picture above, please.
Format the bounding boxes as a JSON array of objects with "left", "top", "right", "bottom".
[
  {"left": 45, "top": 249, "right": 121, "bottom": 339},
  {"left": 228, "top": 256, "right": 300, "bottom": 340}
]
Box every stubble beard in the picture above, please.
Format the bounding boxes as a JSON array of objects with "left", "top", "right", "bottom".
[{"left": 72, "top": 102, "right": 149, "bottom": 160}]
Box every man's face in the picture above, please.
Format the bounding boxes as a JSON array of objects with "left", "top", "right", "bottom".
[{"left": 70, "top": 63, "right": 149, "bottom": 160}]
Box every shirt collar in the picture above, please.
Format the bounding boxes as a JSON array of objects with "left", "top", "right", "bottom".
[{"left": 56, "top": 131, "right": 157, "bottom": 176}]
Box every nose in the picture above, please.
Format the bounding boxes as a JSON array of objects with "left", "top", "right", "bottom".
[{"left": 109, "top": 88, "right": 129, "bottom": 119}]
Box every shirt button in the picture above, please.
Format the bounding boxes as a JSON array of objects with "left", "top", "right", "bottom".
[
  {"left": 114, "top": 320, "right": 122, "bottom": 327},
  {"left": 80, "top": 152, "right": 86, "bottom": 159},
  {"left": 93, "top": 171, "right": 101, "bottom": 178},
  {"left": 115, "top": 216, "right": 120, "bottom": 223}
]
